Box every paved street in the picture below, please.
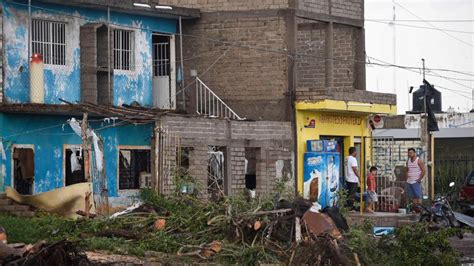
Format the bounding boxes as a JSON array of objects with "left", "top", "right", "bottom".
[{"left": 451, "top": 233, "right": 474, "bottom": 264}]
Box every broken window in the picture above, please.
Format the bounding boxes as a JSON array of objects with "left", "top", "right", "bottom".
[
  {"left": 113, "top": 29, "right": 135, "bottom": 70},
  {"left": 176, "top": 147, "right": 193, "bottom": 171},
  {"left": 65, "top": 147, "right": 85, "bottom": 186},
  {"left": 31, "top": 19, "right": 66, "bottom": 65},
  {"left": 245, "top": 148, "right": 258, "bottom": 190},
  {"left": 119, "top": 149, "right": 151, "bottom": 190},
  {"left": 208, "top": 146, "right": 226, "bottom": 199},
  {"left": 13, "top": 147, "right": 35, "bottom": 195}
]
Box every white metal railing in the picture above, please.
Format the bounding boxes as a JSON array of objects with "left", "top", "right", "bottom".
[{"left": 195, "top": 77, "right": 243, "bottom": 120}]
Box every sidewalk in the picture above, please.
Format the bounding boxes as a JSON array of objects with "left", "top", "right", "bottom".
[{"left": 347, "top": 211, "right": 419, "bottom": 227}]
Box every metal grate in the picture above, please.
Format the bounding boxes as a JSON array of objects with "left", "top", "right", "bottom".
[
  {"left": 113, "top": 29, "right": 134, "bottom": 71},
  {"left": 31, "top": 19, "right": 66, "bottom": 65},
  {"left": 153, "top": 42, "right": 170, "bottom": 76}
]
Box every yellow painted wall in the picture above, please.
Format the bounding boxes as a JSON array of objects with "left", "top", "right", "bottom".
[{"left": 296, "top": 110, "right": 371, "bottom": 194}]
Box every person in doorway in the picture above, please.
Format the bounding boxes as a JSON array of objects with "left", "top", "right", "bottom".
[
  {"left": 345, "top": 147, "right": 360, "bottom": 210},
  {"left": 406, "top": 148, "right": 426, "bottom": 212},
  {"left": 366, "top": 166, "right": 378, "bottom": 213}
]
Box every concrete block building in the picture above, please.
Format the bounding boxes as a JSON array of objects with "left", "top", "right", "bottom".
[
  {"left": 159, "top": 0, "right": 397, "bottom": 194},
  {"left": 0, "top": 0, "right": 396, "bottom": 206}
]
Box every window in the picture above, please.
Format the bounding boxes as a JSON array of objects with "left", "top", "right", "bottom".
[
  {"left": 119, "top": 149, "right": 150, "bottom": 189},
  {"left": 208, "top": 146, "right": 226, "bottom": 199},
  {"left": 65, "top": 147, "right": 85, "bottom": 186},
  {"left": 113, "top": 29, "right": 135, "bottom": 70},
  {"left": 13, "top": 147, "right": 35, "bottom": 195},
  {"left": 31, "top": 19, "right": 66, "bottom": 65},
  {"left": 245, "top": 148, "right": 258, "bottom": 190}
]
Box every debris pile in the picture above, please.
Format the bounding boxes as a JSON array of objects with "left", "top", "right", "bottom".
[{"left": 0, "top": 240, "right": 89, "bottom": 265}]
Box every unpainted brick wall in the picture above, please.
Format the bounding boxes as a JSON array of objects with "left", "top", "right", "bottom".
[
  {"left": 158, "top": 115, "right": 293, "bottom": 197},
  {"left": 179, "top": 12, "right": 289, "bottom": 121},
  {"left": 298, "top": 0, "right": 363, "bottom": 20},
  {"left": 159, "top": 0, "right": 289, "bottom": 12},
  {"left": 295, "top": 21, "right": 327, "bottom": 98},
  {"left": 295, "top": 18, "right": 396, "bottom": 105}
]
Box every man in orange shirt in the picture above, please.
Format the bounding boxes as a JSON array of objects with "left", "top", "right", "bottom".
[{"left": 366, "top": 166, "right": 378, "bottom": 213}]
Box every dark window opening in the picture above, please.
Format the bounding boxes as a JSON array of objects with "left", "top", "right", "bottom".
[
  {"left": 208, "top": 146, "right": 226, "bottom": 200},
  {"left": 65, "top": 148, "right": 85, "bottom": 186},
  {"left": 13, "top": 147, "right": 34, "bottom": 195},
  {"left": 245, "top": 148, "right": 258, "bottom": 190},
  {"left": 119, "top": 149, "right": 151, "bottom": 190},
  {"left": 177, "top": 147, "right": 193, "bottom": 171}
]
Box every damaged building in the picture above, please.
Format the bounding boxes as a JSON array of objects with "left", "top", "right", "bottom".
[
  {"left": 0, "top": 0, "right": 396, "bottom": 208},
  {"left": 0, "top": 0, "right": 293, "bottom": 207}
]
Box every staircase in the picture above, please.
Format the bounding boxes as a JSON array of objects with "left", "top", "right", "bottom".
[
  {"left": 0, "top": 193, "right": 35, "bottom": 217},
  {"left": 195, "top": 77, "right": 244, "bottom": 120}
]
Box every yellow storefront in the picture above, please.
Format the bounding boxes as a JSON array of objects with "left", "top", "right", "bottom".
[{"left": 296, "top": 100, "right": 396, "bottom": 195}]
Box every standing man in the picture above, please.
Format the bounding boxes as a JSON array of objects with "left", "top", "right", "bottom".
[
  {"left": 406, "top": 148, "right": 426, "bottom": 211},
  {"left": 345, "top": 147, "right": 360, "bottom": 209}
]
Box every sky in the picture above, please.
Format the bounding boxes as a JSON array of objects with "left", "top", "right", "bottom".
[{"left": 365, "top": 0, "right": 473, "bottom": 114}]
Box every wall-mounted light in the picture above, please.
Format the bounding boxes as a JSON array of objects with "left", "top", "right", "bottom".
[
  {"left": 133, "top": 3, "right": 151, "bottom": 8},
  {"left": 155, "top": 5, "right": 173, "bottom": 10}
]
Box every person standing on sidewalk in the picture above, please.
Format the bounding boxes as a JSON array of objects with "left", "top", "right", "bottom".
[
  {"left": 406, "top": 148, "right": 426, "bottom": 212},
  {"left": 345, "top": 147, "right": 360, "bottom": 210}
]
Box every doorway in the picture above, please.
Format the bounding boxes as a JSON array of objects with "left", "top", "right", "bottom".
[
  {"left": 152, "top": 34, "right": 176, "bottom": 109},
  {"left": 12, "top": 146, "right": 35, "bottom": 195}
]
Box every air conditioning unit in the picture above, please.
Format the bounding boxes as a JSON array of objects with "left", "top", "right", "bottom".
[{"left": 139, "top": 172, "right": 152, "bottom": 188}]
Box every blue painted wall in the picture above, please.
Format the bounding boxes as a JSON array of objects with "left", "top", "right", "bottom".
[
  {"left": 0, "top": 113, "right": 153, "bottom": 205},
  {"left": 3, "top": 0, "right": 177, "bottom": 106}
]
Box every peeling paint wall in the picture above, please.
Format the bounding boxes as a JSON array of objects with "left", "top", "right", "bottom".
[
  {"left": 405, "top": 112, "right": 474, "bottom": 129},
  {"left": 2, "top": 1, "right": 177, "bottom": 106},
  {"left": 0, "top": 113, "right": 153, "bottom": 205}
]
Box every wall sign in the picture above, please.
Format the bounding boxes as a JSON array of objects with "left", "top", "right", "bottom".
[{"left": 319, "top": 114, "right": 362, "bottom": 125}]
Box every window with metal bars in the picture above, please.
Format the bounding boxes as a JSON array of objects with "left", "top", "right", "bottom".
[
  {"left": 113, "top": 29, "right": 135, "bottom": 71},
  {"left": 31, "top": 19, "right": 66, "bottom": 65}
]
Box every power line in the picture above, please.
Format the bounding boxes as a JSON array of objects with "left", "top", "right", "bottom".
[
  {"left": 367, "top": 20, "right": 474, "bottom": 35},
  {"left": 435, "top": 85, "right": 474, "bottom": 100},
  {"left": 368, "top": 56, "right": 474, "bottom": 99},
  {"left": 367, "top": 19, "right": 474, "bottom": 23},
  {"left": 393, "top": 0, "right": 474, "bottom": 48}
]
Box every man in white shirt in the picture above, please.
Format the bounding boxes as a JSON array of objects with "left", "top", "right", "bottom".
[{"left": 345, "top": 147, "right": 360, "bottom": 210}]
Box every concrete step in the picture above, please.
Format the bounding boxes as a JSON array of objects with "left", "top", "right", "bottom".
[
  {"left": 0, "top": 199, "right": 12, "bottom": 206},
  {"left": 10, "top": 211, "right": 35, "bottom": 218},
  {"left": 0, "top": 205, "right": 30, "bottom": 212}
]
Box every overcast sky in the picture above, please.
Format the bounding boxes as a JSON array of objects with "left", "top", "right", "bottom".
[{"left": 365, "top": 0, "right": 473, "bottom": 114}]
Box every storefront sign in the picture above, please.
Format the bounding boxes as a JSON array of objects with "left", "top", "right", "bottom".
[{"left": 319, "top": 114, "right": 362, "bottom": 125}]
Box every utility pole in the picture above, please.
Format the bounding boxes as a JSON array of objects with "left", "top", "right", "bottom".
[
  {"left": 81, "top": 113, "right": 90, "bottom": 182},
  {"left": 421, "top": 59, "right": 432, "bottom": 198}
]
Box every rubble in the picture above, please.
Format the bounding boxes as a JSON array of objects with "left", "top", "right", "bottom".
[{"left": 0, "top": 240, "right": 89, "bottom": 265}]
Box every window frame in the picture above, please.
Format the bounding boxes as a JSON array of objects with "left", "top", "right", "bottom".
[
  {"left": 31, "top": 18, "right": 67, "bottom": 66},
  {"left": 62, "top": 144, "right": 92, "bottom": 187},
  {"left": 117, "top": 145, "right": 151, "bottom": 191},
  {"left": 112, "top": 28, "right": 135, "bottom": 71},
  {"left": 11, "top": 144, "right": 35, "bottom": 194}
]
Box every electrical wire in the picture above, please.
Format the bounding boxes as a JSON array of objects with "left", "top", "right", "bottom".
[
  {"left": 393, "top": 0, "right": 474, "bottom": 48},
  {"left": 367, "top": 20, "right": 474, "bottom": 35},
  {"left": 366, "top": 19, "right": 474, "bottom": 23}
]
